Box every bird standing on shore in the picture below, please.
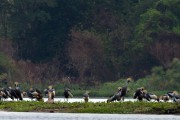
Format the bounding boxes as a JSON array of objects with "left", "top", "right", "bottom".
[
  {"left": 159, "top": 94, "right": 170, "bottom": 102},
  {"left": 107, "top": 78, "right": 132, "bottom": 103},
  {"left": 107, "top": 87, "right": 122, "bottom": 103},
  {"left": 169, "top": 91, "right": 180, "bottom": 103},
  {"left": 9, "top": 82, "right": 23, "bottom": 101},
  {"left": 120, "top": 77, "right": 132, "bottom": 101},
  {"left": 26, "top": 88, "right": 43, "bottom": 101},
  {"left": 0, "top": 87, "right": 13, "bottom": 101},
  {"left": 64, "top": 88, "right": 73, "bottom": 102},
  {"left": 44, "top": 85, "right": 55, "bottom": 103},
  {"left": 83, "top": 91, "right": 89, "bottom": 102},
  {"left": 133, "top": 87, "right": 144, "bottom": 101},
  {"left": 142, "top": 90, "right": 159, "bottom": 102}
]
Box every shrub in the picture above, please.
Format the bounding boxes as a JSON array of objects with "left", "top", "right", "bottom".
[{"left": 141, "top": 58, "right": 180, "bottom": 92}]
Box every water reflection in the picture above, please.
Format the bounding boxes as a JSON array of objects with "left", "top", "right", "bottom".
[{"left": 0, "top": 112, "right": 179, "bottom": 120}]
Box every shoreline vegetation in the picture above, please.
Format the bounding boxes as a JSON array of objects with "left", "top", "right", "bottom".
[
  {"left": 19, "top": 76, "right": 179, "bottom": 98},
  {"left": 0, "top": 101, "right": 179, "bottom": 114}
]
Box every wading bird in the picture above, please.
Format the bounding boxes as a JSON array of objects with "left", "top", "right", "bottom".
[
  {"left": 173, "top": 95, "right": 180, "bottom": 103},
  {"left": 169, "top": 91, "right": 180, "bottom": 103},
  {"left": 0, "top": 88, "right": 7, "bottom": 101},
  {"left": 120, "top": 78, "right": 132, "bottom": 101},
  {"left": 142, "top": 90, "right": 159, "bottom": 102},
  {"left": 0, "top": 87, "right": 11, "bottom": 101},
  {"left": 9, "top": 82, "right": 23, "bottom": 101},
  {"left": 44, "top": 85, "right": 55, "bottom": 103},
  {"left": 107, "top": 87, "right": 122, "bottom": 103},
  {"left": 159, "top": 94, "right": 170, "bottom": 102},
  {"left": 26, "top": 88, "right": 43, "bottom": 101},
  {"left": 83, "top": 91, "right": 89, "bottom": 102},
  {"left": 107, "top": 78, "right": 132, "bottom": 103},
  {"left": 133, "top": 87, "right": 144, "bottom": 101},
  {"left": 63, "top": 88, "right": 73, "bottom": 102},
  {"left": 167, "top": 91, "right": 179, "bottom": 102}
]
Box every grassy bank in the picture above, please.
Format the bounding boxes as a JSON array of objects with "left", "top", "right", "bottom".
[
  {"left": 14, "top": 77, "right": 179, "bottom": 98},
  {"left": 0, "top": 101, "right": 179, "bottom": 114},
  {"left": 53, "top": 78, "right": 180, "bottom": 97}
]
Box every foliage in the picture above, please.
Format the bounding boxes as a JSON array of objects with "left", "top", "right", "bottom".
[
  {"left": 0, "top": 0, "right": 179, "bottom": 86},
  {"left": 128, "top": 58, "right": 180, "bottom": 94},
  {"left": 135, "top": 0, "right": 180, "bottom": 68},
  {"left": 0, "top": 53, "right": 12, "bottom": 72},
  {"left": 148, "top": 58, "right": 180, "bottom": 91},
  {"left": 0, "top": 52, "right": 25, "bottom": 86},
  {"left": 136, "top": 0, "right": 180, "bottom": 43}
]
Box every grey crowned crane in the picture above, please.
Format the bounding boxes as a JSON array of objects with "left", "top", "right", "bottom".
[
  {"left": 142, "top": 90, "right": 159, "bottom": 102},
  {"left": 169, "top": 91, "right": 180, "bottom": 103},
  {"left": 119, "top": 78, "right": 132, "bottom": 101},
  {"left": 0, "top": 87, "right": 11, "bottom": 101},
  {"left": 173, "top": 95, "right": 180, "bottom": 103},
  {"left": 107, "top": 87, "right": 122, "bottom": 103},
  {"left": 167, "top": 91, "right": 179, "bottom": 102},
  {"left": 167, "top": 91, "right": 178, "bottom": 98},
  {"left": 159, "top": 94, "right": 170, "bottom": 102},
  {"left": 0, "top": 87, "right": 22, "bottom": 101},
  {"left": 26, "top": 88, "right": 43, "bottom": 101},
  {"left": 167, "top": 91, "right": 175, "bottom": 99},
  {"left": 63, "top": 88, "right": 73, "bottom": 102},
  {"left": 107, "top": 78, "right": 132, "bottom": 103},
  {"left": 44, "top": 85, "right": 55, "bottom": 103},
  {"left": 8, "top": 82, "right": 23, "bottom": 101},
  {"left": 133, "top": 87, "right": 144, "bottom": 101},
  {"left": 83, "top": 91, "right": 89, "bottom": 102},
  {"left": 0, "top": 88, "right": 7, "bottom": 101}
]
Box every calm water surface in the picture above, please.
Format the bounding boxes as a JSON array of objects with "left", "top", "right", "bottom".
[
  {"left": 0, "top": 112, "right": 179, "bottom": 120},
  {"left": 5, "top": 97, "right": 146, "bottom": 102}
]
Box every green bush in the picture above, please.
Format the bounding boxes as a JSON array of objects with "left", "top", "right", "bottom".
[
  {"left": 0, "top": 53, "right": 12, "bottom": 72},
  {"left": 146, "top": 58, "right": 180, "bottom": 91},
  {"left": 0, "top": 53, "right": 14, "bottom": 87}
]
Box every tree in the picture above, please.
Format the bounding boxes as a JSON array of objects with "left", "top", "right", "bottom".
[
  {"left": 8, "top": 0, "right": 57, "bottom": 62},
  {"left": 149, "top": 58, "right": 180, "bottom": 90},
  {"left": 135, "top": 0, "right": 180, "bottom": 68},
  {"left": 0, "top": 0, "right": 11, "bottom": 39},
  {"left": 68, "top": 29, "right": 113, "bottom": 84}
]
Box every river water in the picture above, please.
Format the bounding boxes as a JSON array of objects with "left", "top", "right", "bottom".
[
  {"left": 5, "top": 97, "right": 161, "bottom": 103},
  {"left": 4, "top": 97, "right": 109, "bottom": 102},
  {"left": 0, "top": 112, "right": 179, "bottom": 120},
  {"left": 5, "top": 97, "right": 174, "bottom": 103}
]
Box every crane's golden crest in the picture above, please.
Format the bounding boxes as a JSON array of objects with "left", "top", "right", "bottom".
[
  {"left": 140, "top": 87, "right": 145, "bottom": 90},
  {"left": 173, "top": 91, "right": 178, "bottom": 95},
  {"left": 127, "top": 77, "right": 133, "bottom": 82},
  {"left": 48, "top": 85, "right": 53, "bottom": 89},
  {"left": 118, "top": 87, "right": 122, "bottom": 90},
  {"left": 14, "top": 81, "right": 19, "bottom": 85},
  {"left": 143, "top": 90, "right": 147, "bottom": 93}
]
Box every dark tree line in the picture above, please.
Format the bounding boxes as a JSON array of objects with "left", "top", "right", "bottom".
[{"left": 0, "top": 0, "right": 179, "bottom": 85}]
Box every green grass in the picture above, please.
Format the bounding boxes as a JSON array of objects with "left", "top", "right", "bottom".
[
  {"left": 0, "top": 101, "right": 179, "bottom": 114},
  {"left": 17, "top": 78, "right": 179, "bottom": 98}
]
